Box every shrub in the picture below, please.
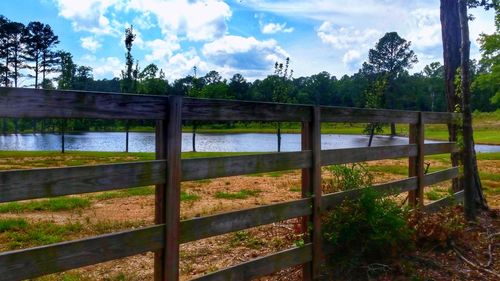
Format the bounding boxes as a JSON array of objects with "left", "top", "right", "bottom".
[
  {"left": 324, "top": 163, "right": 373, "bottom": 193},
  {"left": 322, "top": 188, "right": 413, "bottom": 277}
]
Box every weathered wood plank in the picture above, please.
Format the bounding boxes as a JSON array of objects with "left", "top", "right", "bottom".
[
  {"left": 0, "top": 152, "right": 312, "bottom": 203},
  {"left": 180, "top": 198, "right": 311, "bottom": 243},
  {"left": 164, "top": 95, "right": 183, "bottom": 281},
  {"left": 182, "top": 151, "right": 311, "bottom": 181},
  {"left": 0, "top": 161, "right": 166, "bottom": 203},
  {"left": 424, "top": 191, "right": 464, "bottom": 213},
  {"left": 321, "top": 177, "right": 418, "bottom": 211},
  {"left": 182, "top": 97, "right": 312, "bottom": 121},
  {"left": 301, "top": 118, "right": 313, "bottom": 281},
  {"left": 154, "top": 120, "right": 167, "bottom": 280},
  {"left": 192, "top": 245, "right": 312, "bottom": 281},
  {"left": 423, "top": 167, "right": 460, "bottom": 187},
  {"left": 0, "top": 87, "right": 168, "bottom": 119},
  {"left": 310, "top": 106, "right": 322, "bottom": 278},
  {"left": 321, "top": 106, "right": 419, "bottom": 124},
  {"left": 421, "top": 112, "right": 461, "bottom": 124},
  {"left": 0, "top": 225, "right": 164, "bottom": 281},
  {"left": 321, "top": 145, "right": 417, "bottom": 166},
  {"left": 424, "top": 142, "right": 459, "bottom": 155}
]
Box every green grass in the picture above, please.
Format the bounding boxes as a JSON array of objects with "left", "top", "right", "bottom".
[
  {"left": 93, "top": 186, "right": 200, "bottom": 202},
  {"left": 0, "top": 218, "right": 28, "bottom": 232},
  {"left": 214, "top": 189, "right": 261, "bottom": 199},
  {"left": 425, "top": 189, "right": 449, "bottom": 201},
  {"left": 0, "top": 197, "right": 90, "bottom": 213},
  {"left": 1, "top": 219, "right": 83, "bottom": 249}
]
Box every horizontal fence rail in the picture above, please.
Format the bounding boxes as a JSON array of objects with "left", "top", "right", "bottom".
[
  {"left": 0, "top": 88, "right": 460, "bottom": 123},
  {"left": 0, "top": 88, "right": 464, "bottom": 281}
]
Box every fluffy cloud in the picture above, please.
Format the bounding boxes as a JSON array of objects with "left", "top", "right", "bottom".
[
  {"left": 405, "top": 8, "right": 442, "bottom": 51},
  {"left": 80, "top": 36, "right": 102, "bottom": 52},
  {"left": 144, "top": 36, "right": 181, "bottom": 62},
  {"left": 261, "top": 22, "right": 294, "bottom": 34},
  {"left": 161, "top": 49, "right": 207, "bottom": 81},
  {"left": 79, "top": 55, "right": 123, "bottom": 78},
  {"left": 342, "top": 50, "right": 362, "bottom": 70},
  {"left": 53, "top": 0, "right": 123, "bottom": 35},
  {"left": 317, "top": 22, "right": 380, "bottom": 50},
  {"left": 128, "top": 0, "right": 231, "bottom": 41},
  {"left": 202, "top": 35, "right": 289, "bottom": 71}
]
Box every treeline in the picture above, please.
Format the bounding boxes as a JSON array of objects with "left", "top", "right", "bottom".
[{"left": 0, "top": 15, "right": 498, "bottom": 134}]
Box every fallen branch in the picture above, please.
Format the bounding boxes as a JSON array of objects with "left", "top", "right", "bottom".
[{"left": 452, "top": 244, "right": 500, "bottom": 279}]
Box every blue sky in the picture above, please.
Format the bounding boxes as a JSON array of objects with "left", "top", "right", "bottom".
[{"left": 0, "top": 0, "right": 496, "bottom": 83}]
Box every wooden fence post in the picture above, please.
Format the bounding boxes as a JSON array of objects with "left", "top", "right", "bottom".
[
  {"left": 301, "top": 106, "right": 322, "bottom": 280},
  {"left": 154, "top": 95, "right": 183, "bottom": 281},
  {"left": 154, "top": 118, "right": 166, "bottom": 280},
  {"left": 409, "top": 112, "right": 424, "bottom": 207}
]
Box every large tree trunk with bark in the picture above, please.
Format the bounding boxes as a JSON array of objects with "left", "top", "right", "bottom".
[
  {"left": 440, "top": 0, "right": 464, "bottom": 192},
  {"left": 458, "top": 1, "right": 488, "bottom": 218}
]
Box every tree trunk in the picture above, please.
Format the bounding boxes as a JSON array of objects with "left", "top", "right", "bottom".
[
  {"left": 390, "top": 123, "right": 396, "bottom": 136},
  {"left": 192, "top": 122, "right": 197, "bottom": 152},
  {"left": 13, "top": 119, "right": 18, "bottom": 134},
  {"left": 277, "top": 122, "right": 282, "bottom": 152},
  {"left": 368, "top": 123, "right": 375, "bottom": 147},
  {"left": 440, "top": 0, "right": 463, "bottom": 192},
  {"left": 458, "top": 1, "right": 487, "bottom": 218}
]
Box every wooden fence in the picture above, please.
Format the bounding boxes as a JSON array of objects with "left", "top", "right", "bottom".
[{"left": 0, "top": 87, "right": 463, "bottom": 280}]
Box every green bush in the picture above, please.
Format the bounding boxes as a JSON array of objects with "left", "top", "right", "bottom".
[
  {"left": 322, "top": 188, "right": 413, "bottom": 277},
  {"left": 324, "top": 163, "right": 373, "bottom": 192}
]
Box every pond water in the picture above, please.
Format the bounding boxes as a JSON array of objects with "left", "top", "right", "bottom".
[{"left": 0, "top": 132, "right": 498, "bottom": 153}]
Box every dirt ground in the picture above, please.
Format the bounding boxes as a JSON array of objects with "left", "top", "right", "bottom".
[{"left": 0, "top": 155, "right": 498, "bottom": 280}]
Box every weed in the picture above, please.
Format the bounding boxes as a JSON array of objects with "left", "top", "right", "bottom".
[
  {"left": 181, "top": 191, "right": 201, "bottom": 202},
  {"left": 425, "top": 189, "right": 448, "bottom": 201},
  {"left": 0, "top": 197, "right": 90, "bottom": 213},
  {"left": 214, "top": 189, "right": 261, "bottom": 199},
  {"left": 6, "top": 221, "right": 83, "bottom": 249},
  {"left": 322, "top": 188, "right": 413, "bottom": 277},
  {"left": 324, "top": 163, "right": 373, "bottom": 192},
  {"left": 0, "top": 218, "right": 28, "bottom": 232}
]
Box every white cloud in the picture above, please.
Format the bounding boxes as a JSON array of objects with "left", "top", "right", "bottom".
[
  {"left": 127, "top": 0, "right": 231, "bottom": 41},
  {"left": 53, "top": 0, "right": 123, "bottom": 35},
  {"left": 342, "top": 50, "right": 362, "bottom": 70},
  {"left": 405, "top": 8, "right": 442, "bottom": 51},
  {"left": 261, "top": 22, "right": 294, "bottom": 34},
  {"left": 80, "top": 36, "right": 102, "bottom": 52},
  {"left": 317, "top": 22, "right": 380, "bottom": 50},
  {"left": 79, "top": 55, "right": 123, "bottom": 79},
  {"left": 161, "top": 49, "right": 207, "bottom": 81},
  {"left": 144, "top": 36, "right": 181, "bottom": 62},
  {"left": 202, "top": 35, "right": 289, "bottom": 71}
]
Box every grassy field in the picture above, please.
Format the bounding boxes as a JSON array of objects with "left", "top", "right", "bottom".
[{"left": 0, "top": 150, "right": 498, "bottom": 280}]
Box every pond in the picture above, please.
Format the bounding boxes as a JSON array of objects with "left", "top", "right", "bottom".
[{"left": 0, "top": 132, "right": 498, "bottom": 153}]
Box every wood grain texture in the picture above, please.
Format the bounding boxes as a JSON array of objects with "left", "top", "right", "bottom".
[
  {"left": 321, "top": 177, "right": 418, "bottom": 211},
  {"left": 424, "top": 190, "right": 464, "bottom": 213},
  {"left": 164, "top": 95, "right": 183, "bottom": 281},
  {"left": 421, "top": 112, "right": 461, "bottom": 124},
  {"left": 310, "top": 106, "right": 322, "bottom": 278},
  {"left": 154, "top": 120, "right": 167, "bottom": 280},
  {"left": 424, "top": 142, "right": 459, "bottom": 155},
  {"left": 0, "top": 225, "right": 164, "bottom": 281},
  {"left": 321, "top": 144, "right": 417, "bottom": 166},
  {"left": 180, "top": 198, "right": 311, "bottom": 243},
  {"left": 320, "top": 106, "right": 419, "bottom": 124},
  {"left": 182, "top": 97, "right": 312, "bottom": 121},
  {"left": 182, "top": 151, "right": 311, "bottom": 181},
  {"left": 423, "top": 167, "right": 460, "bottom": 187},
  {"left": 0, "top": 160, "right": 166, "bottom": 203},
  {"left": 0, "top": 87, "right": 168, "bottom": 119},
  {"left": 192, "top": 245, "right": 312, "bottom": 281}
]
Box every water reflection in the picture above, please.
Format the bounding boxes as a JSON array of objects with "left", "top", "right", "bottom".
[{"left": 0, "top": 132, "right": 498, "bottom": 153}]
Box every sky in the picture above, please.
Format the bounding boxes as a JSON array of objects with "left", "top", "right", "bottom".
[{"left": 0, "top": 0, "right": 496, "bottom": 83}]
